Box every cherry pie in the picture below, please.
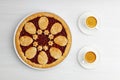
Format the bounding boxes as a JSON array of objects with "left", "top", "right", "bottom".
[{"left": 14, "top": 12, "right": 72, "bottom": 69}]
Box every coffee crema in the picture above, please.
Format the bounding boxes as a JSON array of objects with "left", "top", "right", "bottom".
[
  {"left": 86, "top": 16, "right": 97, "bottom": 28},
  {"left": 84, "top": 51, "right": 96, "bottom": 63}
]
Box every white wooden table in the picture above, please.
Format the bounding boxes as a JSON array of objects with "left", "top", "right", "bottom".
[{"left": 0, "top": 0, "right": 120, "bottom": 80}]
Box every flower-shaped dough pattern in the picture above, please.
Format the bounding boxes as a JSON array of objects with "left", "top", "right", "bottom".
[{"left": 19, "top": 17, "right": 68, "bottom": 65}]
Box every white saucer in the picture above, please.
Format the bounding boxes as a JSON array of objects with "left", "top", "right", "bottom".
[
  {"left": 77, "top": 46, "right": 100, "bottom": 69},
  {"left": 78, "top": 12, "right": 100, "bottom": 35}
]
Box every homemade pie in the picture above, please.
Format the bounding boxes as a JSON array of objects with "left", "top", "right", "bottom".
[{"left": 15, "top": 12, "right": 72, "bottom": 69}]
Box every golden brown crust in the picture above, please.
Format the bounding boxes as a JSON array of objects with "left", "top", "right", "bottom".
[
  {"left": 43, "top": 45, "right": 48, "bottom": 51},
  {"left": 38, "top": 17, "right": 49, "bottom": 30},
  {"left": 48, "top": 41, "right": 54, "bottom": 46},
  {"left": 33, "top": 41, "right": 38, "bottom": 47},
  {"left": 38, "top": 51, "right": 48, "bottom": 65},
  {"left": 50, "top": 23, "right": 63, "bottom": 35},
  {"left": 24, "top": 22, "right": 36, "bottom": 34},
  {"left": 48, "top": 34, "right": 54, "bottom": 40},
  {"left": 44, "top": 30, "right": 49, "bottom": 35},
  {"left": 37, "top": 45, "right": 42, "bottom": 51},
  {"left": 25, "top": 47, "right": 37, "bottom": 59},
  {"left": 19, "top": 36, "right": 33, "bottom": 46},
  {"left": 54, "top": 36, "right": 68, "bottom": 46},
  {"left": 15, "top": 12, "right": 72, "bottom": 69},
  {"left": 37, "top": 29, "right": 42, "bottom": 35},
  {"left": 33, "top": 34, "right": 38, "bottom": 40}
]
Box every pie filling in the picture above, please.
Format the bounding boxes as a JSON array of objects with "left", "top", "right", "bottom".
[{"left": 20, "top": 17, "right": 67, "bottom": 64}]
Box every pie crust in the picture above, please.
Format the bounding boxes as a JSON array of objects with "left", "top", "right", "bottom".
[{"left": 15, "top": 12, "right": 72, "bottom": 69}]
